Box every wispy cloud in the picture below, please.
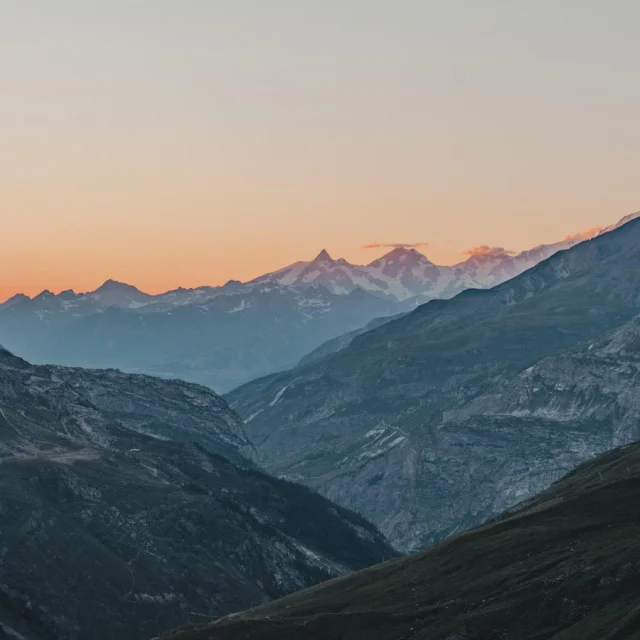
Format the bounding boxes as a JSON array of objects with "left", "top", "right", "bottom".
[
  {"left": 562, "top": 226, "right": 600, "bottom": 243},
  {"left": 362, "top": 242, "right": 429, "bottom": 250},
  {"left": 462, "top": 245, "right": 515, "bottom": 259}
]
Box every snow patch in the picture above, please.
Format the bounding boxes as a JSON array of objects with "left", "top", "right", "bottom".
[
  {"left": 227, "top": 299, "right": 251, "bottom": 314},
  {"left": 359, "top": 435, "right": 407, "bottom": 460},
  {"left": 364, "top": 426, "right": 387, "bottom": 439},
  {"left": 244, "top": 409, "right": 264, "bottom": 424},
  {"left": 135, "top": 592, "right": 178, "bottom": 605},
  {"left": 269, "top": 385, "right": 289, "bottom": 407}
]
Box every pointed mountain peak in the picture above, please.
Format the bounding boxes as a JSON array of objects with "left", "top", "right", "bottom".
[
  {"left": 368, "top": 246, "right": 432, "bottom": 268},
  {"left": 96, "top": 279, "right": 141, "bottom": 292},
  {"left": 86, "top": 280, "right": 152, "bottom": 307},
  {"left": 222, "top": 279, "right": 244, "bottom": 292},
  {"left": 33, "top": 289, "right": 54, "bottom": 300},
  {"left": 312, "top": 249, "right": 334, "bottom": 263},
  {"left": 2, "top": 292, "right": 30, "bottom": 303},
  {"left": 387, "top": 246, "right": 429, "bottom": 260}
]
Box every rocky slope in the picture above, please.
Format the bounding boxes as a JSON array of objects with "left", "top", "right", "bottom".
[
  {"left": 159, "top": 440, "right": 640, "bottom": 640},
  {"left": 229, "top": 215, "right": 640, "bottom": 551},
  {"left": 45, "top": 365, "right": 256, "bottom": 466},
  {"left": 0, "top": 348, "right": 395, "bottom": 640}
]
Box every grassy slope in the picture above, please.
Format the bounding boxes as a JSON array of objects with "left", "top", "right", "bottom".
[{"left": 162, "top": 441, "right": 640, "bottom": 640}]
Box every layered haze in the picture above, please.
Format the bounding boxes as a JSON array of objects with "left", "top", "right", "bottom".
[{"left": 2, "top": 213, "right": 635, "bottom": 392}]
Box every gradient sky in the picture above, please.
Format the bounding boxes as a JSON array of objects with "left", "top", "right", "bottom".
[{"left": 2, "top": 1, "right": 638, "bottom": 300}]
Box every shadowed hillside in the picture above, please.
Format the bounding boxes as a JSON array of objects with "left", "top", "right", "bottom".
[
  {"left": 159, "top": 440, "right": 640, "bottom": 640},
  {"left": 0, "top": 348, "right": 394, "bottom": 639}
]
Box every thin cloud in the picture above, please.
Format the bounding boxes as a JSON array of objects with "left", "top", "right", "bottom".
[
  {"left": 563, "top": 226, "right": 600, "bottom": 243},
  {"left": 462, "top": 245, "right": 515, "bottom": 259},
  {"left": 362, "top": 242, "right": 429, "bottom": 250}
]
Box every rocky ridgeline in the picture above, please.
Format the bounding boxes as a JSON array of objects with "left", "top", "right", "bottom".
[{"left": 229, "top": 216, "right": 640, "bottom": 551}]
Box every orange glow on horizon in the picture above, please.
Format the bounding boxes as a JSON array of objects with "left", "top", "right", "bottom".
[{"left": 1, "top": 214, "right": 630, "bottom": 303}]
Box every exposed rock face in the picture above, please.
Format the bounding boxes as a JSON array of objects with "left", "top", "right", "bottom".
[
  {"left": 0, "top": 348, "right": 395, "bottom": 640},
  {"left": 46, "top": 365, "right": 256, "bottom": 466},
  {"left": 229, "top": 216, "right": 640, "bottom": 551},
  {"left": 159, "top": 440, "right": 640, "bottom": 640}
]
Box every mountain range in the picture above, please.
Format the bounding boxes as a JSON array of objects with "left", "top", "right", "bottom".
[
  {"left": 3, "top": 211, "right": 640, "bottom": 639},
  {"left": 228, "top": 213, "right": 640, "bottom": 551},
  {"left": 253, "top": 212, "right": 638, "bottom": 299},
  {"left": 1, "top": 213, "right": 636, "bottom": 392},
  {"left": 0, "top": 283, "right": 400, "bottom": 392},
  {"left": 0, "top": 347, "right": 393, "bottom": 639}
]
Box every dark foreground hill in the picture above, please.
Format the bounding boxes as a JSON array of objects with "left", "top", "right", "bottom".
[
  {"left": 158, "top": 440, "right": 640, "bottom": 640},
  {"left": 0, "top": 348, "right": 394, "bottom": 640}
]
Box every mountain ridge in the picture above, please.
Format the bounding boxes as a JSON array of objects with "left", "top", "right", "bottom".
[
  {"left": 251, "top": 211, "right": 639, "bottom": 300},
  {"left": 4, "top": 212, "right": 637, "bottom": 307},
  {"left": 228, "top": 214, "right": 640, "bottom": 550}
]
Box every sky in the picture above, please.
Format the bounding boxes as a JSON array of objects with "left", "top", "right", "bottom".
[{"left": 1, "top": 1, "right": 639, "bottom": 300}]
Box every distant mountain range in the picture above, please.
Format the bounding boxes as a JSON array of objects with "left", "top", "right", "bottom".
[
  {"left": 0, "top": 212, "right": 636, "bottom": 392},
  {"left": 0, "top": 283, "right": 400, "bottom": 392},
  {"left": 253, "top": 212, "right": 638, "bottom": 299},
  {"left": 228, "top": 213, "right": 640, "bottom": 551}
]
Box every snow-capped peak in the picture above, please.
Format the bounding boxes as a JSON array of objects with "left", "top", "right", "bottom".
[
  {"left": 311, "top": 249, "right": 335, "bottom": 264},
  {"left": 33, "top": 290, "right": 54, "bottom": 301},
  {"left": 93, "top": 279, "right": 140, "bottom": 292},
  {"left": 3, "top": 212, "right": 638, "bottom": 310},
  {"left": 253, "top": 246, "right": 446, "bottom": 301},
  {"left": 368, "top": 247, "right": 433, "bottom": 268}
]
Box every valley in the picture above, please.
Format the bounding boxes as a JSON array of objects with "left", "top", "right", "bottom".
[
  {"left": 5, "top": 5, "right": 639, "bottom": 637},
  {"left": 1, "top": 214, "right": 640, "bottom": 638},
  {"left": 162, "top": 440, "right": 640, "bottom": 640}
]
